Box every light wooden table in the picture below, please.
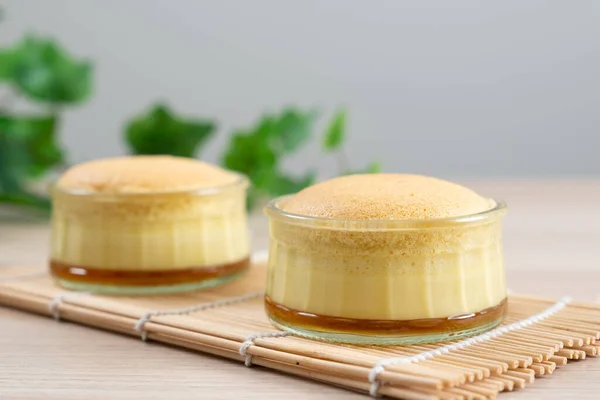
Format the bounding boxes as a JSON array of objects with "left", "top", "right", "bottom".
[{"left": 1, "top": 180, "right": 600, "bottom": 400}]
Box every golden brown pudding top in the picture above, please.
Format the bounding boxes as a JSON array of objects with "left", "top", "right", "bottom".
[
  {"left": 281, "top": 174, "right": 493, "bottom": 220},
  {"left": 57, "top": 156, "right": 240, "bottom": 194}
]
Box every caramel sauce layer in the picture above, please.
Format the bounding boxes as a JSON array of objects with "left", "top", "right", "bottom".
[
  {"left": 265, "top": 295, "right": 507, "bottom": 336},
  {"left": 50, "top": 257, "right": 250, "bottom": 287}
]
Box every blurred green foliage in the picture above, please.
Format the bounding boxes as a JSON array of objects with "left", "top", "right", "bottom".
[
  {"left": 125, "top": 104, "right": 215, "bottom": 158},
  {"left": 322, "top": 109, "right": 346, "bottom": 151},
  {"left": 126, "top": 105, "right": 381, "bottom": 210},
  {"left": 0, "top": 34, "right": 93, "bottom": 212},
  {"left": 221, "top": 108, "right": 318, "bottom": 209},
  {"left": 3, "top": 36, "right": 93, "bottom": 104},
  {"left": 322, "top": 109, "right": 381, "bottom": 175},
  {"left": 0, "top": 27, "right": 380, "bottom": 214}
]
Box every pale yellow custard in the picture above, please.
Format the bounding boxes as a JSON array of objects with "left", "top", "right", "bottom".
[
  {"left": 50, "top": 156, "right": 250, "bottom": 294},
  {"left": 264, "top": 174, "right": 507, "bottom": 344}
]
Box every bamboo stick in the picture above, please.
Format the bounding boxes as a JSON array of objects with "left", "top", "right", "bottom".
[
  {"left": 549, "top": 355, "right": 567, "bottom": 365},
  {"left": 504, "top": 316, "right": 597, "bottom": 343},
  {"left": 581, "top": 345, "right": 598, "bottom": 356},
  {"left": 504, "top": 370, "right": 534, "bottom": 384},
  {"left": 487, "top": 376, "right": 514, "bottom": 392},
  {"left": 515, "top": 368, "right": 536, "bottom": 376},
  {"left": 475, "top": 341, "right": 543, "bottom": 363},
  {"left": 471, "top": 343, "right": 537, "bottom": 365},
  {"left": 493, "top": 336, "right": 558, "bottom": 354},
  {"left": 501, "top": 333, "right": 564, "bottom": 350},
  {"left": 557, "top": 349, "right": 580, "bottom": 359},
  {"left": 459, "top": 383, "right": 498, "bottom": 398},
  {"left": 517, "top": 328, "right": 577, "bottom": 347},
  {"left": 360, "top": 346, "right": 486, "bottom": 383},
  {"left": 446, "top": 387, "right": 486, "bottom": 400},
  {"left": 495, "top": 373, "right": 526, "bottom": 389},
  {"left": 413, "top": 387, "right": 464, "bottom": 400},
  {"left": 362, "top": 346, "right": 479, "bottom": 383},
  {"left": 435, "top": 354, "right": 506, "bottom": 375},
  {"left": 528, "top": 364, "right": 545, "bottom": 376},
  {"left": 541, "top": 361, "right": 556, "bottom": 374},
  {"left": 453, "top": 348, "right": 520, "bottom": 369},
  {"left": 424, "top": 360, "right": 485, "bottom": 381},
  {"left": 528, "top": 320, "right": 599, "bottom": 339},
  {"left": 474, "top": 379, "right": 503, "bottom": 392}
]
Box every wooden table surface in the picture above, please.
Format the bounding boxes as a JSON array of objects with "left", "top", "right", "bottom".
[{"left": 1, "top": 179, "right": 600, "bottom": 400}]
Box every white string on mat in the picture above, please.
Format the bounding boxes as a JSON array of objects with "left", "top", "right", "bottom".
[
  {"left": 239, "top": 331, "right": 291, "bottom": 367},
  {"left": 48, "top": 292, "right": 93, "bottom": 321},
  {"left": 368, "top": 296, "right": 572, "bottom": 397},
  {"left": 134, "top": 291, "right": 263, "bottom": 342}
]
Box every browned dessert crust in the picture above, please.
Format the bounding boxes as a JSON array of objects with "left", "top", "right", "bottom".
[
  {"left": 282, "top": 173, "right": 493, "bottom": 220},
  {"left": 57, "top": 155, "right": 240, "bottom": 194}
]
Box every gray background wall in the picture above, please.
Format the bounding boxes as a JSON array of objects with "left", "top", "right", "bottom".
[{"left": 2, "top": 0, "right": 599, "bottom": 179}]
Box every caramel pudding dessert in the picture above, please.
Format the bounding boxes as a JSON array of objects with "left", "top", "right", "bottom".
[
  {"left": 50, "top": 156, "right": 250, "bottom": 294},
  {"left": 264, "top": 174, "right": 507, "bottom": 344}
]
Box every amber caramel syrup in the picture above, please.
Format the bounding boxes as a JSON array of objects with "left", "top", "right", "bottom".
[
  {"left": 265, "top": 295, "right": 507, "bottom": 336},
  {"left": 50, "top": 257, "right": 250, "bottom": 287}
]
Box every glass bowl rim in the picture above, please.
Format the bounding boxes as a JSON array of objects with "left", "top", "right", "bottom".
[
  {"left": 264, "top": 194, "right": 507, "bottom": 230},
  {"left": 50, "top": 172, "right": 250, "bottom": 198}
]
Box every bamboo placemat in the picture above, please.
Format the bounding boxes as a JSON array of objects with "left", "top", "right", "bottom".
[{"left": 1, "top": 255, "right": 599, "bottom": 400}]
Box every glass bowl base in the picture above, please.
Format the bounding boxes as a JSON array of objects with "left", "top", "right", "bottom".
[
  {"left": 52, "top": 270, "right": 247, "bottom": 295},
  {"left": 265, "top": 295, "right": 507, "bottom": 345},
  {"left": 268, "top": 316, "right": 505, "bottom": 345}
]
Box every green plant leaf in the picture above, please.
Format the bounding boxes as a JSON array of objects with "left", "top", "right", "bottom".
[
  {"left": 364, "top": 160, "right": 382, "bottom": 173},
  {"left": 0, "top": 120, "right": 28, "bottom": 194},
  {"left": 270, "top": 108, "right": 316, "bottom": 154},
  {"left": 342, "top": 160, "right": 382, "bottom": 176},
  {"left": 0, "top": 191, "right": 51, "bottom": 211},
  {"left": 245, "top": 188, "right": 261, "bottom": 211},
  {"left": 0, "top": 114, "right": 61, "bottom": 210},
  {"left": 243, "top": 169, "right": 315, "bottom": 211},
  {"left": 322, "top": 109, "right": 346, "bottom": 151},
  {"left": 125, "top": 103, "right": 215, "bottom": 158},
  {"left": 222, "top": 107, "right": 319, "bottom": 210},
  {"left": 0, "top": 114, "right": 62, "bottom": 177},
  {"left": 0, "top": 49, "right": 14, "bottom": 81},
  {"left": 10, "top": 35, "right": 93, "bottom": 104},
  {"left": 223, "top": 132, "right": 276, "bottom": 173},
  {"left": 223, "top": 108, "right": 315, "bottom": 173},
  {"left": 264, "top": 170, "right": 317, "bottom": 197}
]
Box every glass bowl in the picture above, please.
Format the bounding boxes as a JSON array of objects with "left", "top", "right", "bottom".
[
  {"left": 264, "top": 195, "right": 508, "bottom": 344},
  {"left": 49, "top": 175, "right": 250, "bottom": 295}
]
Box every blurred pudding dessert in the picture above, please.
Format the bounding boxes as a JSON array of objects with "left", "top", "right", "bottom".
[
  {"left": 49, "top": 155, "right": 250, "bottom": 294},
  {"left": 264, "top": 174, "right": 507, "bottom": 344}
]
